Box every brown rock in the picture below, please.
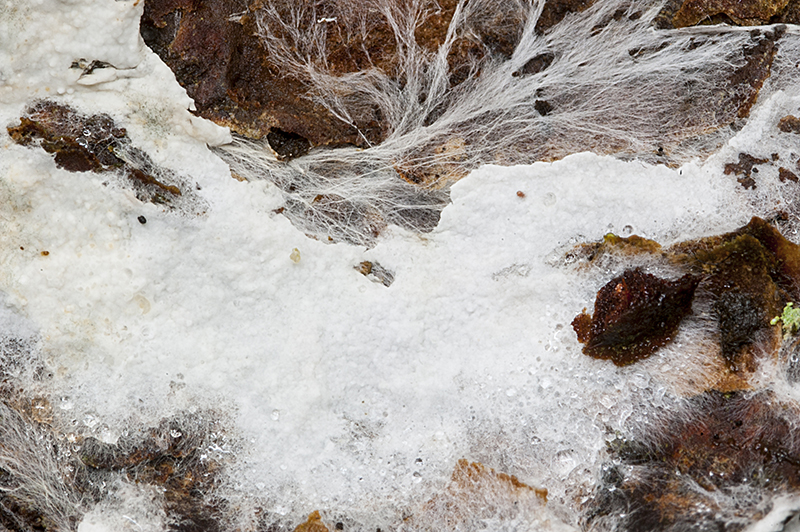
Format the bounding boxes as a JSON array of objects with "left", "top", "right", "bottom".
[
  {"left": 725, "top": 29, "right": 782, "bottom": 119},
  {"left": 141, "top": 0, "right": 527, "bottom": 156},
  {"left": 779, "top": 167, "right": 799, "bottom": 182},
  {"left": 572, "top": 218, "right": 800, "bottom": 387},
  {"left": 80, "top": 415, "right": 225, "bottom": 532},
  {"left": 671, "top": 0, "right": 790, "bottom": 27},
  {"left": 572, "top": 269, "right": 701, "bottom": 366},
  {"left": 724, "top": 152, "right": 769, "bottom": 189},
  {"left": 7, "top": 101, "right": 194, "bottom": 209},
  {"left": 536, "top": 0, "right": 596, "bottom": 33},
  {"left": 778, "top": 114, "right": 800, "bottom": 133}
]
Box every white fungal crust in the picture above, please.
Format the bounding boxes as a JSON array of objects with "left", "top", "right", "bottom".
[{"left": 217, "top": 0, "right": 791, "bottom": 246}]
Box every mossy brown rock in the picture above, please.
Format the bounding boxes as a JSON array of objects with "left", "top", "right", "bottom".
[
  {"left": 141, "top": 0, "right": 527, "bottom": 156},
  {"left": 80, "top": 416, "right": 224, "bottom": 532},
  {"left": 573, "top": 217, "right": 800, "bottom": 379},
  {"left": 658, "top": 0, "right": 798, "bottom": 27}
]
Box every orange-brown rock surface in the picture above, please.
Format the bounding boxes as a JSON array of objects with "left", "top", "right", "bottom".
[{"left": 657, "top": 0, "right": 799, "bottom": 27}]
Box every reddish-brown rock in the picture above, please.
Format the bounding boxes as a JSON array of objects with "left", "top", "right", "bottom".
[{"left": 572, "top": 269, "right": 701, "bottom": 366}]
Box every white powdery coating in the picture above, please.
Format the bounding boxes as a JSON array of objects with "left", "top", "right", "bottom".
[{"left": 0, "top": 0, "right": 799, "bottom": 530}]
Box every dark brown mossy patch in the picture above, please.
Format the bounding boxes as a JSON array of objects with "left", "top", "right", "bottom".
[
  {"left": 7, "top": 101, "right": 195, "bottom": 209},
  {"left": 572, "top": 218, "right": 800, "bottom": 377},
  {"left": 585, "top": 390, "right": 800, "bottom": 532},
  {"left": 572, "top": 269, "right": 701, "bottom": 366},
  {"left": 671, "top": 216, "right": 800, "bottom": 302}
]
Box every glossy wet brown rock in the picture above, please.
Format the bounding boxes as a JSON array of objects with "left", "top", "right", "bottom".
[
  {"left": 141, "top": 0, "right": 526, "bottom": 156},
  {"left": 7, "top": 101, "right": 192, "bottom": 208},
  {"left": 585, "top": 391, "right": 800, "bottom": 532},
  {"left": 572, "top": 218, "right": 800, "bottom": 381},
  {"left": 572, "top": 269, "right": 701, "bottom": 366}
]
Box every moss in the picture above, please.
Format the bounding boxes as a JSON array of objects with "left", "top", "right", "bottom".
[{"left": 771, "top": 302, "right": 800, "bottom": 338}]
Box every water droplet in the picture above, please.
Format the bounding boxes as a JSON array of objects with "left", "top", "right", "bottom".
[{"left": 271, "top": 409, "right": 281, "bottom": 421}]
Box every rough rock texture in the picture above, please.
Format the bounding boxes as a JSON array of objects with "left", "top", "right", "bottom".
[
  {"left": 778, "top": 114, "right": 800, "bottom": 133},
  {"left": 142, "top": 0, "right": 784, "bottom": 193},
  {"left": 79, "top": 415, "right": 226, "bottom": 532},
  {"left": 585, "top": 391, "right": 800, "bottom": 532},
  {"left": 140, "top": 0, "right": 526, "bottom": 156},
  {"left": 657, "top": 0, "right": 797, "bottom": 27}
]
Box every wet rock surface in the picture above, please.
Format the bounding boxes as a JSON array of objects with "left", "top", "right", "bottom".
[
  {"left": 79, "top": 416, "right": 226, "bottom": 532},
  {"left": 143, "top": 0, "right": 785, "bottom": 189},
  {"left": 7, "top": 101, "right": 204, "bottom": 213},
  {"left": 573, "top": 217, "right": 800, "bottom": 384},
  {"left": 575, "top": 218, "right": 800, "bottom": 530},
  {"left": 572, "top": 269, "right": 701, "bottom": 366},
  {"left": 140, "top": 0, "right": 526, "bottom": 154}
]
